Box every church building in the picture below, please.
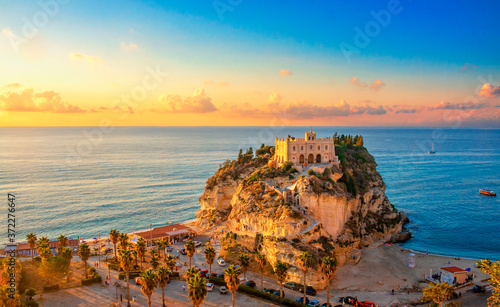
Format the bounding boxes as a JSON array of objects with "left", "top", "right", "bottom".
[{"left": 274, "top": 130, "right": 336, "bottom": 165}]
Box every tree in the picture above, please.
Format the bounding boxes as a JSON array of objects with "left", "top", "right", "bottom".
[
  {"left": 119, "top": 232, "right": 129, "bottom": 250},
  {"left": 159, "top": 238, "right": 170, "bottom": 259},
  {"left": 237, "top": 253, "right": 251, "bottom": 281},
  {"left": 139, "top": 269, "right": 158, "bottom": 307},
  {"left": 322, "top": 256, "right": 337, "bottom": 306},
  {"left": 60, "top": 247, "right": 73, "bottom": 278},
  {"left": 109, "top": 229, "right": 120, "bottom": 259},
  {"left": 204, "top": 246, "right": 216, "bottom": 276},
  {"left": 136, "top": 237, "right": 147, "bottom": 270},
  {"left": 24, "top": 288, "right": 36, "bottom": 300},
  {"left": 184, "top": 240, "right": 195, "bottom": 268},
  {"left": 56, "top": 235, "right": 68, "bottom": 254},
  {"left": 298, "top": 251, "right": 313, "bottom": 303},
  {"left": 119, "top": 249, "right": 133, "bottom": 307},
  {"left": 255, "top": 254, "right": 267, "bottom": 291},
  {"left": 131, "top": 250, "right": 138, "bottom": 268},
  {"left": 184, "top": 267, "right": 199, "bottom": 280},
  {"left": 224, "top": 265, "right": 241, "bottom": 307},
  {"left": 421, "top": 282, "right": 454, "bottom": 307},
  {"left": 166, "top": 255, "right": 176, "bottom": 273},
  {"left": 39, "top": 255, "right": 68, "bottom": 284},
  {"left": 274, "top": 261, "right": 289, "bottom": 299},
  {"left": 478, "top": 259, "right": 500, "bottom": 306},
  {"left": 157, "top": 266, "right": 170, "bottom": 307},
  {"left": 151, "top": 256, "right": 159, "bottom": 270},
  {"left": 156, "top": 239, "right": 165, "bottom": 260},
  {"left": 78, "top": 243, "right": 91, "bottom": 279},
  {"left": 36, "top": 236, "right": 51, "bottom": 260},
  {"left": 26, "top": 233, "right": 37, "bottom": 263},
  {"left": 188, "top": 273, "right": 208, "bottom": 307}
]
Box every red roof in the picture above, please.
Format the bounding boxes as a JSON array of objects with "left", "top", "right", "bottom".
[
  {"left": 16, "top": 239, "right": 79, "bottom": 251},
  {"left": 440, "top": 266, "right": 468, "bottom": 274},
  {"left": 135, "top": 224, "right": 194, "bottom": 240}
]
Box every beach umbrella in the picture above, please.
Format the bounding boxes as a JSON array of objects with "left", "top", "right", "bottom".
[{"left": 466, "top": 268, "right": 471, "bottom": 271}]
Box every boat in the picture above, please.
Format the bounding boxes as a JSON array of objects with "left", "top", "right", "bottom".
[
  {"left": 479, "top": 189, "right": 496, "bottom": 196},
  {"left": 428, "top": 143, "right": 435, "bottom": 154}
]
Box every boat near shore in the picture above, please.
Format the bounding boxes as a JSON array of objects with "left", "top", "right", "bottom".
[{"left": 479, "top": 189, "right": 496, "bottom": 196}]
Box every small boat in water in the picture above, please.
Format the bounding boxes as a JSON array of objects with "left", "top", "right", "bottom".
[
  {"left": 480, "top": 189, "right": 496, "bottom": 196},
  {"left": 428, "top": 143, "right": 435, "bottom": 154}
]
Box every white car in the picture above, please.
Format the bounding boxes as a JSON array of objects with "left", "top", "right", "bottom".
[
  {"left": 206, "top": 283, "right": 214, "bottom": 292},
  {"left": 194, "top": 241, "right": 202, "bottom": 247},
  {"left": 217, "top": 259, "right": 226, "bottom": 266},
  {"left": 239, "top": 277, "right": 247, "bottom": 284}
]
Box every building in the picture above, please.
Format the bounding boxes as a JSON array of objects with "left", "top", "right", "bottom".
[
  {"left": 440, "top": 266, "right": 471, "bottom": 285},
  {"left": 274, "top": 130, "right": 336, "bottom": 165},
  {"left": 4, "top": 239, "right": 79, "bottom": 257},
  {"left": 134, "top": 224, "right": 195, "bottom": 246}
]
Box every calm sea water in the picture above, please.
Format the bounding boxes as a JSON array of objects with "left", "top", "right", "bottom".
[{"left": 1, "top": 127, "right": 499, "bottom": 260}]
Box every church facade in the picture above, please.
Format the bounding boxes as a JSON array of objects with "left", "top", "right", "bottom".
[{"left": 274, "top": 130, "right": 336, "bottom": 165}]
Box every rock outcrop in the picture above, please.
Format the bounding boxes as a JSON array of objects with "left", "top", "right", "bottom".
[{"left": 196, "top": 142, "right": 409, "bottom": 289}]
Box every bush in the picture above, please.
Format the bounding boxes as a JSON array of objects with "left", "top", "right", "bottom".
[
  {"left": 237, "top": 285, "right": 307, "bottom": 306},
  {"left": 42, "top": 284, "right": 59, "bottom": 292},
  {"left": 171, "top": 271, "right": 180, "bottom": 278},
  {"left": 22, "top": 301, "right": 39, "bottom": 307},
  {"left": 24, "top": 288, "right": 36, "bottom": 300},
  {"left": 208, "top": 276, "right": 226, "bottom": 286},
  {"left": 81, "top": 274, "right": 102, "bottom": 286},
  {"left": 307, "top": 169, "right": 315, "bottom": 176},
  {"left": 118, "top": 270, "right": 142, "bottom": 280}
]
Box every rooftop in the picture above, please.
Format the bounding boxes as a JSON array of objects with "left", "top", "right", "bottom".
[
  {"left": 135, "top": 224, "right": 194, "bottom": 240},
  {"left": 440, "top": 266, "right": 468, "bottom": 274}
]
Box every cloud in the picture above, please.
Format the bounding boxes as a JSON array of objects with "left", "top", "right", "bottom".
[
  {"left": 395, "top": 108, "right": 416, "bottom": 114},
  {"left": 370, "top": 79, "right": 385, "bottom": 92},
  {"left": 279, "top": 69, "right": 292, "bottom": 76},
  {"left": 90, "top": 106, "right": 134, "bottom": 114},
  {"left": 269, "top": 92, "right": 282, "bottom": 103},
  {"left": 5, "top": 83, "right": 22, "bottom": 88},
  {"left": 427, "top": 101, "right": 487, "bottom": 110},
  {"left": 203, "top": 79, "right": 214, "bottom": 85},
  {"left": 350, "top": 77, "right": 367, "bottom": 88},
  {"left": 1, "top": 27, "right": 14, "bottom": 37},
  {"left": 0, "top": 88, "right": 85, "bottom": 113},
  {"left": 120, "top": 42, "right": 138, "bottom": 51},
  {"left": 155, "top": 88, "right": 217, "bottom": 113},
  {"left": 218, "top": 81, "right": 228, "bottom": 87},
  {"left": 479, "top": 83, "right": 500, "bottom": 98},
  {"left": 69, "top": 52, "right": 104, "bottom": 63},
  {"left": 461, "top": 63, "right": 477, "bottom": 72},
  {"left": 203, "top": 79, "right": 228, "bottom": 87}
]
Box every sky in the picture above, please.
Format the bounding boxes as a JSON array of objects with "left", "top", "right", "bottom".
[{"left": 0, "top": 0, "right": 499, "bottom": 127}]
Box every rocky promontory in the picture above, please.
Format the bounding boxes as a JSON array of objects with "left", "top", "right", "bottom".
[{"left": 196, "top": 138, "right": 408, "bottom": 289}]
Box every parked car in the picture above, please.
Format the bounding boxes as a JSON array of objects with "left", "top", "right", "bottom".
[
  {"left": 239, "top": 277, "right": 248, "bottom": 284},
  {"left": 209, "top": 272, "right": 218, "bottom": 278},
  {"left": 320, "top": 303, "right": 333, "bottom": 307},
  {"left": 199, "top": 269, "right": 209, "bottom": 278},
  {"left": 220, "top": 286, "right": 228, "bottom": 294},
  {"left": 472, "top": 285, "right": 486, "bottom": 293},
  {"left": 271, "top": 290, "right": 284, "bottom": 297},
  {"left": 206, "top": 283, "right": 214, "bottom": 292},
  {"left": 217, "top": 259, "right": 226, "bottom": 266},
  {"left": 358, "top": 301, "right": 376, "bottom": 307},
  {"left": 216, "top": 273, "right": 225, "bottom": 279},
  {"left": 339, "top": 297, "right": 357, "bottom": 305},
  {"left": 308, "top": 300, "right": 321, "bottom": 307},
  {"left": 297, "top": 297, "right": 310, "bottom": 304},
  {"left": 245, "top": 280, "right": 256, "bottom": 288},
  {"left": 263, "top": 288, "right": 277, "bottom": 294},
  {"left": 284, "top": 281, "right": 302, "bottom": 291},
  {"left": 299, "top": 286, "right": 317, "bottom": 296},
  {"left": 178, "top": 248, "right": 187, "bottom": 255},
  {"left": 194, "top": 241, "right": 202, "bottom": 247},
  {"left": 134, "top": 277, "right": 141, "bottom": 285}
]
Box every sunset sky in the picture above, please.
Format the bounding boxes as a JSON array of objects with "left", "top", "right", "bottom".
[{"left": 1, "top": 0, "right": 499, "bottom": 126}]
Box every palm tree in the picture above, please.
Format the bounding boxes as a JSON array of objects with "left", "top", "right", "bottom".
[
  {"left": 156, "top": 239, "right": 165, "bottom": 260},
  {"left": 131, "top": 250, "right": 138, "bottom": 268},
  {"left": 36, "top": 236, "right": 51, "bottom": 260},
  {"left": 26, "top": 233, "right": 37, "bottom": 263},
  {"left": 109, "top": 229, "right": 120, "bottom": 259},
  {"left": 119, "top": 249, "right": 134, "bottom": 307},
  {"left": 157, "top": 266, "right": 170, "bottom": 307},
  {"left": 139, "top": 269, "right": 158, "bottom": 307},
  {"left": 238, "top": 253, "right": 251, "bottom": 281},
  {"left": 322, "top": 256, "right": 337, "bottom": 306},
  {"left": 60, "top": 247, "right": 73, "bottom": 278},
  {"left": 184, "top": 267, "right": 199, "bottom": 280},
  {"left": 136, "top": 237, "right": 147, "bottom": 270},
  {"left": 255, "top": 253, "right": 267, "bottom": 291},
  {"left": 224, "top": 265, "right": 242, "bottom": 307},
  {"left": 204, "top": 246, "right": 216, "bottom": 276},
  {"left": 56, "top": 234, "right": 68, "bottom": 254},
  {"left": 166, "top": 255, "right": 176, "bottom": 273},
  {"left": 78, "top": 243, "right": 91, "bottom": 279},
  {"left": 163, "top": 238, "right": 170, "bottom": 259},
  {"left": 185, "top": 240, "right": 195, "bottom": 268},
  {"left": 298, "top": 251, "right": 313, "bottom": 303},
  {"left": 188, "top": 273, "right": 207, "bottom": 307},
  {"left": 274, "top": 261, "right": 289, "bottom": 299},
  {"left": 151, "top": 256, "right": 159, "bottom": 270},
  {"left": 119, "top": 232, "right": 129, "bottom": 250}
]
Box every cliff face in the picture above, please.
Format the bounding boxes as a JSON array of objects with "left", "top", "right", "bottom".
[{"left": 196, "top": 144, "right": 407, "bottom": 289}]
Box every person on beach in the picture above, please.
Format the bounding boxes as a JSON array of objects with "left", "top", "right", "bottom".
[{"left": 182, "top": 284, "right": 186, "bottom": 292}]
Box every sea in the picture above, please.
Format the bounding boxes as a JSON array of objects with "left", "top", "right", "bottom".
[{"left": 1, "top": 127, "right": 499, "bottom": 260}]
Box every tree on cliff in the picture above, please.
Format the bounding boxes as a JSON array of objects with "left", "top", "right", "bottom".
[
  {"left": 478, "top": 259, "right": 500, "bottom": 306},
  {"left": 421, "top": 282, "right": 454, "bottom": 307},
  {"left": 109, "top": 229, "right": 120, "bottom": 259},
  {"left": 298, "top": 251, "right": 313, "bottom": 303},
  {"left": 238, "top": 253, "right": 251, "bottom": 281},
  {"left": 224, "top": 265, "right": 242, "bottom": 307},
  {"left": 322, "top": 256, "right": 337, "bottom": 306},
  {"left": 185, "top": 240, "right": 196, "bottom": 268},
  {"left": 255, "top": 254, "right": 267, "bottom": 291},
  {"left": 274, "top": 261, "right": 289, "bottom": 299},
  {"left": 204, "top": 245, "right": 216, "bottom": 276}
]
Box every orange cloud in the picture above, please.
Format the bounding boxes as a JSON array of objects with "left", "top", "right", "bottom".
[
  {"left": 69, "top": 52, "right": 104, "bottom": 63},
  {"left": 350, "top": 76, "right": 367, "bottom": 88},
  {"left": 279, "top": 69, "right": 292, "bottom": 76},
  {"left": 5, "top": 83, "right": 22, "bottom": 88},
  {"left": 155, "top": 88, "right": 217, "bottom": 113},
  {"left": 479, "top": 83, "right": 500, "bottom": 98},
  {"left": 370, "top": 79, "right": 385, "bottom": 92},
  {"left": 269, "top": 92, "right": 282, "bottom": 103},
  {"left": 426, "top": 101, "right": 487, "bottom": 110},
  {"left": 0, "top": 88, "right": 85, "bottom": 113}
]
